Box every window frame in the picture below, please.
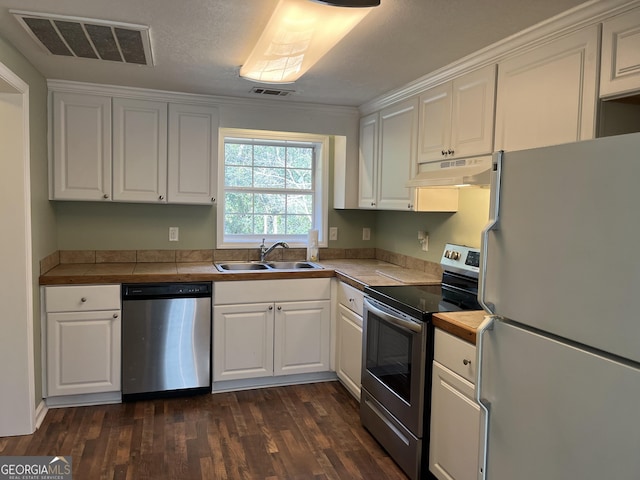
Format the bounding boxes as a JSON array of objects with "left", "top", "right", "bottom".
[{"left": 217, "top": 128, "right": 329, "bottom": 249}]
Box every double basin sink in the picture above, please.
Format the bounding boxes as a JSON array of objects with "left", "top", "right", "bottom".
[{"left": 215, "top": 261, "right": 323, "bottom": 272}]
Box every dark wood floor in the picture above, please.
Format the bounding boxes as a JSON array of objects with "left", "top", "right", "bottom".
[{"left": 0, "top": 381, "right": 408, "bottom": 479}]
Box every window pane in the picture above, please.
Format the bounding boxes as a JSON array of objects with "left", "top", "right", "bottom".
[
  {"left": 255, "top": 193, "right": 285, "bottom": 214},
  {"left": 286, "top": 214, "right": 312, "bottom": 234},
  {"left": 225, "top": 143, "right": 253, "bottom": 166},
  {"left": 255, "top": 167, "right": 285, "bottom": 188},
  {"left": 254, "top": 145, "right": 285, "bottom": 167},
  {"left": 287, "top": 194, "right": 312, "bottom": 214},
  {"left": 225, "top": 213, "right": 253, "bottom": 235},
  {"left": 254, "top": 214, "right": 284, "bottom": 235},
  {"left": 286, "top": 168, "right": 312, "bottom": 189},
  {"left": 287, "top": 147, "right": 313, "bottom": 168},
  {"left": 225, "top": 166, "right": 253, "bottom": 187},
  {"left": 225, "top": 192, "right": 253, "bottom": 213}
]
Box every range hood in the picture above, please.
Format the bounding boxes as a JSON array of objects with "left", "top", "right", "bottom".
[{"left": 407, "top": 155, "right": 492, "bottom": 187}]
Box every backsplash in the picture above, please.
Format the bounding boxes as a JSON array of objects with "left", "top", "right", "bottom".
[{"left": 40, "top": 247, "right": 442, "bottom": 277}]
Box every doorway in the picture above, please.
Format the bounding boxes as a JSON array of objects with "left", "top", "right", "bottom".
[{"left": 0, "top": 61, "right": 36, "bottom": 435}]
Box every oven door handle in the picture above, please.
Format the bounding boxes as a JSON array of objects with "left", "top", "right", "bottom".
[{"left": 365, "top": 298, "right": 423, "bottom": 334}]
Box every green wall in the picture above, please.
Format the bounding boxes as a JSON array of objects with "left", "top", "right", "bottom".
[
  {"left": 0, "top": 34, "right": 54, "bottom": 404},
  {"left": 375, "top": 187, "right": 491, "bottom": 262}
]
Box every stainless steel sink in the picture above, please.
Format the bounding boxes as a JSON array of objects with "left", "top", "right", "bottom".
[
  {"left": 215, "top": 261, "right": 322, "bottom": 272},
  {"left": 266, "top": 261, "right": 318, "bottom": 269},
  {"left": 216, "top": 262, "right": 270, "bottom": 271}
]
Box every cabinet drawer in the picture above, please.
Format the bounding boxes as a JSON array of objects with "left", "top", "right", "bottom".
[
  {"left": 336, "top": 281, "right": 364, "bottom": 316},
  {"left": 434, "top": 328, "right": 476, "bottom": 384},
  {"left": 45, "top": 285, "right": 121, "bottom": 312}
]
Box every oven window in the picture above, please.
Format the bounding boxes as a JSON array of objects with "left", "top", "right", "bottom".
[{"left": 365, "top": 314, "right": 412, "bottom": 403}]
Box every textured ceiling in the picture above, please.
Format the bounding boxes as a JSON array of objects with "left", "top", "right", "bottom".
[{"left": 0, "top": 0, "right": 589, "bottom": 106}]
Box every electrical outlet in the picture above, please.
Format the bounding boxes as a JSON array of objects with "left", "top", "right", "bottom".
[
  {"left": 169, "top": 227, "right": 179, "bottom": 242},
  {"left": 421, "top": 234, "right": 429, "bottom": 251},
  {"left": 363, "top": 227, "right": 371, "bottom": 241},
  {"left": 329, "top": 227, "right": 338, "bottom": 241}
]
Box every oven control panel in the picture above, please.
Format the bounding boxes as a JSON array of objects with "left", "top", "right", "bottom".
[{"left": 441, "top": 243, "right": 480, "bottom": 276}]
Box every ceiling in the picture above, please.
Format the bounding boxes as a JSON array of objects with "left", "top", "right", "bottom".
[{"left": 0, "top": 0, "right": 589, "bottom": 107}]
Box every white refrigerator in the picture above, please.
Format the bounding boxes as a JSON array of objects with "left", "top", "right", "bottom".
[{"left": 477, "top": 133, "right": 640, "bottom": 480}]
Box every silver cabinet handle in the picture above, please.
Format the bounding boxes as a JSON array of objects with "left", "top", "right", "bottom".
[{"left": 81, "top": 297, "right": 87, "bottom": 303}]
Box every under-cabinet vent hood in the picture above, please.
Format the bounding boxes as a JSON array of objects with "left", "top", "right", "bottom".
[
  {"left": 407, "top": 155, "right": 492, "bottom": 187},
  {"left": 11, "top": 10, "right": 153, "bottom": 66}
]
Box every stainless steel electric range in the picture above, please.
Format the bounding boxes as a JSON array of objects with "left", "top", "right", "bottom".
[{"left": 360, "top": 243, "right": 481, "bottom": 480}]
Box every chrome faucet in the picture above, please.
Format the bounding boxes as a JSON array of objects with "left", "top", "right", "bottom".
[{"left": 259, "top": 238, "right": 289, "bottom": 262}]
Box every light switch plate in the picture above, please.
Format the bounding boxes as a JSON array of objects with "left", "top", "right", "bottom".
[
  {"left": 329, "top": 227, "right": 338, "bottom": 241},
  {"left": 169, "top": 227, "right": 179, "bottom": 242}
]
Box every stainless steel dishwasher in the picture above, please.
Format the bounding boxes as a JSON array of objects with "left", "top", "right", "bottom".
[{"left": 121, "top": 282, "right": 211, "bottom": 400}]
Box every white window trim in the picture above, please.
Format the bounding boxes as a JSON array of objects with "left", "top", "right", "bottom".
[{"left": 217, "top": 128, "right": 329, "bottom": 249}]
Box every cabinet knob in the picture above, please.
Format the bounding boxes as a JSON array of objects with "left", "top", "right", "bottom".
[
  {"left": 211, "top": 197, "right": 215, "bottom": 202},
  {"left": 277, "top": 306, "right": 282, "bottom": 311},
  {"left": 81, "top": 297, "right": 87, "bottom": 303},
  {"left": 448, "top": 149, "right": 455, "bottom": 155},
  {"left": 159, "top": 195, "right": 165, "bottom": 200},
  {"left": 113, "top": 313, "right": 119, "bottom": 319},
  {"left": 103, "top": 194, "right": 109, "bottom": 199},
  {"left": 441, "top": 150, "right": 447, "bottom": 156},
  {"left": 268, "top": 305, "right": 273, "bottom": 310},
  {"left": 371, "top": 202, "right": 376, "bottom": 206},
  {"left": 463, "top": 359, "right": 471, "bottom": 366},
  {"left": 407, "top": 203, "right": 413, "bottom": 209}
]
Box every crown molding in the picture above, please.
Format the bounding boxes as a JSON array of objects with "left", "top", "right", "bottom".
[
  {"left": 46, "top": 79, "right": 359, "bottom": 118},
  {"left": 359, "top": 0, "right": 640, "bottom": 115}
]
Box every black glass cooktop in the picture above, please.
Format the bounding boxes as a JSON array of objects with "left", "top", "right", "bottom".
[{"left": 365, "top": 284, "right": 465, "bottom": 320}]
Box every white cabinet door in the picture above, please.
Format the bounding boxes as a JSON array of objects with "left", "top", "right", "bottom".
[
  {"left": 418, "top": 65, "right": 495, "bottom": 164},
  {"left": 47, "top": 310, "right": 121, "bottom": 396},
  {"left": 451, "top": 64, "right": 496, "bottom": 159},
  {"left": 494, "top": 25, "right": 599, "bottom": 152},
  {"left": 600, "top": 8, "right": 640, "bottom": 98},
  {"left": 336, "top": 304, "right": 363, "bottom": 400},
  {"left": 358, "top": 112, "right": 379, "bottom": 209},
  {"left": 418, "top": 82, "right": 452, "bottom": 163},
  {"left": 429, "top": 361, "right": 481, "bottom": 480},
  {"left": 213, "top": 303, "right": 274, "bottom": 381},
  {"left": 168, "top": 103, "right": 219, "bottom": 204},
  {"left": 112, "top": 98, "right": 168, "bottom": 203},
  {"left": 274, "top": 300, "right": 331, "bottom": 376},
  {"left": 51, "top": 92, "right": 112, "bottom": 201},
  {"left": 377, "top": 98, "right": 418, "bottom": 210}
]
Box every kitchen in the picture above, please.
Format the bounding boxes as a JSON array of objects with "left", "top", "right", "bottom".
[{"left": 1, "top": 0, "right": 640, "bottom": 478}]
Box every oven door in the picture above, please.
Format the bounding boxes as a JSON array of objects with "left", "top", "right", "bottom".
[{"left": 362, "top": 296, "right": 428, "bottom": 436}]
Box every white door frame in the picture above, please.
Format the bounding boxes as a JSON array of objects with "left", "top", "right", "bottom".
[{"left": 0, "top": 60, "right": 36, "bottom": 435}]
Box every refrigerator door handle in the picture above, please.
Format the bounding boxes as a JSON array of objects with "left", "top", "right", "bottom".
[
  {"left": 475, "top": 314, "right": 496, "bottom": 480},
  {"left": 479, "top": 151, "right": 503, "bottom": 314}
]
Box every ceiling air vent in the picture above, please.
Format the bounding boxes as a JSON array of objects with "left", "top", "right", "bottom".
[
  {"left": 11, "top": 10, "right": 153, "bottom": 66},
  {"left": 251, "top": 87, "right": 294, "bottom": 97}
]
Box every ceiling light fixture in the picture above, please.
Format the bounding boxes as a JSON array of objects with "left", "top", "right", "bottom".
[{"left": 239, "top": 0, "right": 376, "bottom": 84}]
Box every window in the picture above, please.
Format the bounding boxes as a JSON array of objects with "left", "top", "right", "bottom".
[{"left": 217, "top": 128, "right": 328, "bottom": 248}]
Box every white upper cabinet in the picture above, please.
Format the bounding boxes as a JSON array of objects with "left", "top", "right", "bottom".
[
  {"left": 358, "top": 112, "right": 378, "bottom": 209},
  {"left": 168, "top": 103, "right": 219, "bottom": 204},
  {"left": 51, "top": 92, "right": 112, "bottom": 201},
  {"left": 377, "top": 98, "right": 418, "bottom": 210},
  {"left": 50, "top": 88, "right": 218, "bottom": 204},
  {"left": 112, "top": 98, "right": 168, "bottom": 203},
  {"left": 494, "top": 25, "right": 599, "bottom": 152},
  {"left": 600, "top": 7, "right": 640, "bottom": 98},
  {"left": 418, "top": 65, "right": 496, "bottom": 163}
]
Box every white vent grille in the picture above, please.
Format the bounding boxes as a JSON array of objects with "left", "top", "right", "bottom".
[
  {"left": 251, "top": 87, "right": 294, "bottom": 97},
  {"left": 11, "top": 10, "right": 153, "bottom": 66}
]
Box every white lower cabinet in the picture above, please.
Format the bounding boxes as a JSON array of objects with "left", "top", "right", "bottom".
[
  {"left": 44, "top": 285, "right": 121, "bottom": 397},
  {"left": 213, "top": 279, "right": 331, "bottom": 384},
  {"left": 335, "top": 281, "right": 364, "bottom": 399},
  {"left": 429, "top": 329, "right": 481, "bottom": 480}
]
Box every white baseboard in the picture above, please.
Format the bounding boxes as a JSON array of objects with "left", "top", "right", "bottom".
[{"left": 34, "top": 399, "right": 48, "bottom": 429}]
